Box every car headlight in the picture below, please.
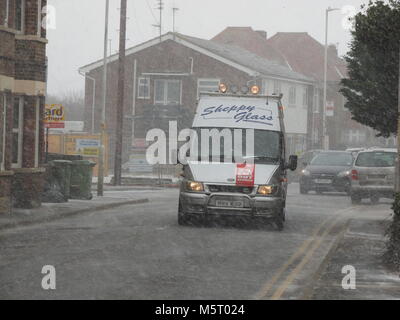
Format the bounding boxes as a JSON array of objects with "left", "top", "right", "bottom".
[
  {"left": 337, "top": 170, "right": 350, "bottom": 178},
  {"left": 185, "top": 180, "right": 204, "bottom": 192},
  {"left": 257, "top": 185, "right": 278, "bottom": 195},
  {"left": 301, "top": 169, "right": 310, "bottom": 176}
]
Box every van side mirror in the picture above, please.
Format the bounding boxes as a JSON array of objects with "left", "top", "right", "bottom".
[{"left": 286, "top": 155, "right": 298, "bottom": 171}]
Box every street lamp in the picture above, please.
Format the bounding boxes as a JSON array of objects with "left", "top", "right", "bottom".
[{"left": 323, "top": 7, "right": 340, "bottom": 150}]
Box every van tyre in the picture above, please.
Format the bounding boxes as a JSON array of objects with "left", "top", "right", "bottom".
[
  {"left": 351, "top": 194, "right": 361, "bottom": 205},
  {"left": 274, "top": 209, "right": 285, "bottom": 231},
  {"left": 299, "top": 185, "right": 308, "bottom": 194},
  {"left": 371, "top": 195, "right": 380, "bottom": 204}
]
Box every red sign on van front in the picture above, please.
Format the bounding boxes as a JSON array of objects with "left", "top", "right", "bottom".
[{"left": 236, "top": 163, "right": 255, "bottom": 186}]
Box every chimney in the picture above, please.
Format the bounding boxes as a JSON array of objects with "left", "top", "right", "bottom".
[
  {"left": 255, "top": 30, "right": 267, "bottom": 39},
  {"left": 328, "top": 44, "right": 338, "bottom": 58}
]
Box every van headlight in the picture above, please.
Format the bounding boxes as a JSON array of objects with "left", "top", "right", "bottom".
[
  {"left": 185, "top": 180, "right": 204, "bottom": 192},
  {"left": 301, "top": 169, "right": 310, "bottom": 176},
  {"left": 257, "top": 185, "right": 277, "bottom": 195}
]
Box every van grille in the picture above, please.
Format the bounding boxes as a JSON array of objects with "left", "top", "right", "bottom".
[{"left": 207, "top": 185, "right": 254, "bottom": 194}]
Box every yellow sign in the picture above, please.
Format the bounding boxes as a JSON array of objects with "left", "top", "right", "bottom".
[
  {"left": 44, "top": 104, "right": 65, "bottom": 122},
  {"left": 81, "top": 147, "right": 99, "bottom": 156}
]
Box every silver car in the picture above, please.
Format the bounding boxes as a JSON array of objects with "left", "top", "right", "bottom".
[{"left": 350, "top": 148, "right": 397, "bottom": 204}]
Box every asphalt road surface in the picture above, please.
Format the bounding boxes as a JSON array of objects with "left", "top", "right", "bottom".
[{"left": 0, "top": 184, "right": 391, "bottom": 299}]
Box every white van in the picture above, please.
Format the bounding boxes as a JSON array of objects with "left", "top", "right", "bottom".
[{"left": 178, "top": 88, "right": 298, "bottom": 230}]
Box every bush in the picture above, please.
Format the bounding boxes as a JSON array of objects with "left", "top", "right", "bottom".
[{"left": 385, "top": 192, "right": 400, "bottom": 271}]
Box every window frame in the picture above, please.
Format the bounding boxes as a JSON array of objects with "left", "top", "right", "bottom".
[
  {"left": 302, "top": 87, "right": 309, "bottom": 109},
  {"left": 289, "top": 86, "right": 297, "bottom": 107},
  {"left": 273, "top": 81, "right": 281, "bottom": 95},
  {"left": 197, "top": 78, "right": 220, "bottom": 98},
  {"left": 1, "top": 94, "right": 6, "bottom": 171},
  {"left": 137, "top": 77, "right": 150, "bottom": 99},
  {"left": 12, "top": 96, "right": 24, "bottom": 169},
  {"left": 3, "top": 0, "right": 10, "bottom": 27},
  {"left": 15, "top": 0, "right": 26, "bottom": 34},
  {"left": 154, "top": 79, "right": 182, "bottom": 105},
  {"left": 34, "top": 97, "right": 40, "bottom": 167},
  {"left": 37, "top": 0, "right": 42, "bottom": 36}
]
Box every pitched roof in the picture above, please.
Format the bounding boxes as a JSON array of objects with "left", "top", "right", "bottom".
[
  {"left": 212, "top": 27, "right": 288, "bottom": 66},
  {"left": 178, "top": 34, "right": 313, "bottom": 82},
  {"left": 79, "top": 32, "right": 313, "bottom": 83},
  {"left": 266, "top": 32, "right": 348, "bottom": 82}
]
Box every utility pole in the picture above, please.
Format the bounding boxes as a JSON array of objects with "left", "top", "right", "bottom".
[
  {"left": 114, "top": 0, "right": 127, "bottom": 186},
  {"left": 98, "top": 0, "right": 110, "bottom": 196},
  {"left": 396, "top": 44, "right": 400, "bottom": 193}
]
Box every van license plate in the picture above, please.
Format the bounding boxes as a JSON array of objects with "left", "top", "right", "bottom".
[
  {"left": 314, "top": 179, "right": 331, "bottom": 184},
  {"left": 216, "top": 200, "right": 244, "bottom": 208}
]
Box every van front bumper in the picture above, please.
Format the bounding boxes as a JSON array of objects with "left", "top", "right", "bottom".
[{"left": 179, "top": 192, "right": 284, "bottom": 219}]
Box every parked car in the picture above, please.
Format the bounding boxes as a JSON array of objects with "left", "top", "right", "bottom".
[
  {"left": 346, "top": 147, "right": 366, "bottom": 158},
  {"left": 350, "top": 148, "right": 397, "bottom": 204},
  {"left": 299, "top": 151, "right": 354, "bottom": 195},
  {"left": 298, "top": 149, "right": 324, "bottom": 168}
]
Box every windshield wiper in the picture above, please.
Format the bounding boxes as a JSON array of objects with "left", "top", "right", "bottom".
[{"left": 243, "top": 156, "right": 279, "bottom": 163}]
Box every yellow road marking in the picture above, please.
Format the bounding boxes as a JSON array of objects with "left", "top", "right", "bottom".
[
  {"left": 270, "top": 214, "right": 344, "bottom": 300},
  {"left": 254, "top": 206, "right": 355, "bottom": 300}
]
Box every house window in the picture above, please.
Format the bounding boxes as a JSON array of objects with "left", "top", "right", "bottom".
[
  {"left": 34, "top": 97, "right": 40, "bottom": 167},
  {"left": 137, "top": 77, "right": 150, "bottom": 99},
  {"left": 197, "top": 78, "right": 220, "bottom": 98},
  {"left": 313, "top": 90, "right": 319, "bottom": 113},
  {"left": 37, "top": 0, "right": 42, "bottom": 36},
  {"left": 289, "top": 86, "right": 297, "bottom": 106},
  {"left": 2, "top": 0, "right": 10, "bottom": 26},
  {"left": 154, "top": 79, "right": 181, "bottom": 105},
  {"left": 0, "top": 94, "right": 6, "bottom": 171},
  {"left": 343, "top": 129, "right": 367, "bottom": 145},
  {"left": 302, "top": 87, "right": 309, "bottom": 109},
  {"left": 15, "top": 0, "right": 25, "bottom": 33},
  {"left": 273, "top": 81, "right": 281, "bottom": 95},
  {"left": 12, "top": 97, "right": 24, "bottom": 168}
]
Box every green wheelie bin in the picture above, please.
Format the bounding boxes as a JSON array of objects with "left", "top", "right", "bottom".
[
  {"left": 50, "top": 160, "right": 72, "bottom": 202},
  {"left": 70, "top": 160, "right": 96, "bottom": 200}
]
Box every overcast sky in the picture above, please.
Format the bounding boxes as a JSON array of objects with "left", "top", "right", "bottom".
[{"left": 46, "top": 0, "right": 370, "bottom": 96}]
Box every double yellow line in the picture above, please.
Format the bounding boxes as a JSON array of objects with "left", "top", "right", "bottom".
[{"left": 253, "top": 206, "right": 355, "bottom": 300}]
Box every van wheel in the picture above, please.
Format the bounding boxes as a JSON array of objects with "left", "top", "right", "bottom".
[
  {"left": 300, "top": 185, "right": 308, "bottom": 194},
  {"left": 178, "top": 202, "right": 189, "bottom": 226},
  {"left": 275, "top": 218, "right": 284, "bottom": 231},
  {"left": 178, "top": 214, "right": 188, "bottom": 226},
  {"left": 351, "top": 194, "right": 361, "bottom": 205},
  {"left": 275, "top": 210, "right": 284, "bottom": 231},
  {"left": 371, "top": 195, "right": 380, "bottom": 204}
]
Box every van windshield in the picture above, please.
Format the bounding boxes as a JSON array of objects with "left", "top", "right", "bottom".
[
  {"left": 356, "top": 152, "right": 396, "bottom": 167},
  {"left": 193, "top": 127, "right": 281, "bottom": 164}
]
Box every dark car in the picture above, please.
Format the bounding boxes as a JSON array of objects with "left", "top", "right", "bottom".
[{"left": 299, "top": 151, "right": 354, "bottom": 195}]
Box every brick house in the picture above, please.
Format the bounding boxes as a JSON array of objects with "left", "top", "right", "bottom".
[
  {"left": 212, "top": 27, "right": 392, "bottom": 150},
  {"left": 79, "top": 32, "right": 315, "bottom": 168},
  {"left": 0, "top": 0, "right": 47, "bottom": 214}
]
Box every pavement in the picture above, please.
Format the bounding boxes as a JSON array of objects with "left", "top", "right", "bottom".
[
  {"left": 306, "top": 206, "right": 400, "bottom": 299},
  {"left": 0, "top": 187, "right": 150, "bottom": 231},
  {"left": 0, "top": 183, "right": 399, "bottom": 299}
]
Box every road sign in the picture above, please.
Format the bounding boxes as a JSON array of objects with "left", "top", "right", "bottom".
[
  {"left": 326, "top": 101, "right": 334, "bottom": 117},
  {"left": 44, "top": 104, "right": 65, "bottom": 128},
  {"left": 76, "top": 139, "right": 100, "bottom": 156}
]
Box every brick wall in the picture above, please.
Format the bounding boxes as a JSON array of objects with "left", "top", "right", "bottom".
[{"left": 0, "top": 0, "right": 48, "bottom": 210}]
